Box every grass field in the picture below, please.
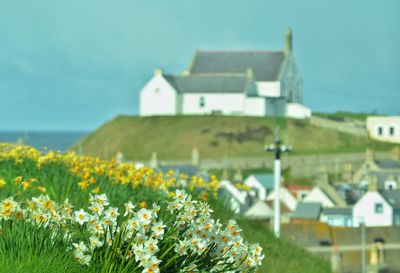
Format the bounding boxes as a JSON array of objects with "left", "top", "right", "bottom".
[
  {"left": 0, "top": 144, "right": 331, "bottom": 273},
  {"left": 73, "top": 115, "right": 394, "bottom": 161}
]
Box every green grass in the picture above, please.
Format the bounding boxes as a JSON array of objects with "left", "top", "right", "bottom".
[
  {"left": 313, "top": 111, "right": 378, "bottom": 121},
  {"left": 72, "top": 115, "right": 394, "bottom": 161}
]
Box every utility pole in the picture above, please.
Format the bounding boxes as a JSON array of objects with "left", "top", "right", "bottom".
[{"left": 266, "top": 127, "right": 292, "bottom": 238}]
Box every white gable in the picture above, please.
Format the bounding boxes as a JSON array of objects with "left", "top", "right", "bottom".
[
  {"left": 266, "top": 188, "right": 297, "bottom": 211},
  {"left": 303, "top": 187, "right": 335, "bottom": 208},
  {"left": 139, "top": 74, "right": 178, "bottom": 116},
  {"left": 244, "top": 201, "right": 273, "bottom": 220},
  {"left": 353, "top": 191, "right": 393, "bottom": 227},
  {"left": 244, "top": 175, "right": 267, "bottom": 201}
]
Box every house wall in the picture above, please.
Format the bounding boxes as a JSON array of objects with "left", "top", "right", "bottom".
[
  {"left": 256, "top": 82, "right": 281, "bottom": 97},
  {"left": 265, "top": 97, "right": 287, "bottom": 117},
  {"left": 244, "top": 176, "right": 267, "bottom": 201},
  {"left": 353, "top": 192, "right": 393, "bottom": 227},
  {"left": 139, "top": 75, "right": 178, "bottom": 116},
  {"left": 244, "top": 97, "right": 266, "bottom": 117},
  {"left": 303, "top": 187, "right": 335, "bottom": 208},
  {"left": 366, "top": 116, "right": 400, "bottom": 144},
  {"left": 182, "top": 93, "right": 245, "bottom": 115},
  {"left": 266, "top": 188, "right": 298, "bottom": 211},
  {"left": 286, "top": 103, "right": 311, "bottom": 119},
  {"left": 279, "top": 53, "right": 303, "bottom": 103},
  {"left": 320, "top": 214, "right": 353, "bottom": 227}
]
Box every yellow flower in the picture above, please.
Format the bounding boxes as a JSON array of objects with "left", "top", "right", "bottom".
[
  {"left": 14, "top": 176, "right": 23, "bottom": 184},
  {"left": 0, "top": 178, "right": 6, "bottom": 188},
  {"left": 200, "top": 192, "right": 209, "bottom": 201},
  {"left": 91, "top": 186, "right": 101, "bottom": 194},
  {"left": 139, "top": 201, "right": 148, "bottom": 209},
  {"left": 78, "top": 180, "right": 89, "bottom": 189},
  {"left": 37, "top": 186, "right": 47, "bottom": 193},
  {"left": 21, "top": 181, "right": 31, "bottom": 190}
]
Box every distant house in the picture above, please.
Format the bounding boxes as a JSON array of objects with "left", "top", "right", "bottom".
[
  {"left": 334, "top": 183, "right": 366, "bottom": 205},
  {"left": 367, "top": 116, "right": 400, "bottom": 144},
  {"left": 218, "top": 180, "right": 250, "bottom": 214},
  {"left": 266, "top": 187, "right": 298, "bottom": 212},
  {"left": 303, "top": 187, "right": 338, "bottom": 208},
  {"left": 354, "top": 148, "right": 400, "bottom": 190},
  {"left": 244, "top": 200, "right": 274, "bottom": 220},
  {"left": 320, "top": 207, "right": 353, "bottom": 227},
  {"left": 291, "top": 202, "right": 322, "bottom": 223},
  {"left": 139, "top": 29, "right": 311, "bottom": 119},
  {"left": 244, "top": 173, "right": 275, "bottom": 201},
  {"left": 287, "top": 185, "right": 312, "bottom": 201},
  {"left": 353, "top": 181, "right": 400, "bottom": 227}
]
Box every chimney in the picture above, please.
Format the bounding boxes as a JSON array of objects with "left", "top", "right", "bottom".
[
  {"left": 246, "top": 68, "right": 254, "bottom": 79},
  {"left": 391, "top": 146, "right": 400, "bottom": 161},
  {"left": 154, "top": 68, "right": 163, "bottom": 76},
  {"left": 368, "top": 176, "right": 378, "bottom": 192},
  {"left": 366, "top": 148, "right": 375, "bottom": 163},
  {"left": 285, "top": 27, "right": 293, "bottom": 56}
]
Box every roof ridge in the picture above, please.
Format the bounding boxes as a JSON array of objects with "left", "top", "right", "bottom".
[
  {"left": 197, "top": 50, "right": 285, "bottom": 54},
  {"left": 167, "top": 73, "right": 248, "bottom": 78}
]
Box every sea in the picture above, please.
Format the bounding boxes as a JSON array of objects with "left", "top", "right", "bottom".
[{"left": 0, "top": 131, "right": 88, "bottom": 152}]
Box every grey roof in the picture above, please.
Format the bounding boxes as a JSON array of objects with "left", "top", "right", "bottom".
[
  {"left": 375, "top": 160, "right": 400, "bottom": 169},
  {"left": 292, "top": 202, "right": 322, "bottom": 219},
  {"left": 381, "top": 191, "right": 400, "bottom": 209},
  {"left": 250, "top": 173, "right": 275, "bottom": 190},
  {"left": 323, "top": 207, "right": 353, "bottom": 216},
  {"left": 361, "top": 171, "right": 400, "bottom": 190},
  {"left": 164, "top": 74, "right": 251, "bottom": 94},
  {"left": 189, "top": 51, "right": 286, "bottom": 81}
]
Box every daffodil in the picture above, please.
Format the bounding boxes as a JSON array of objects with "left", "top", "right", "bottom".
[{"left": 74, "top": 209, "right": 89, "bottom": 225}]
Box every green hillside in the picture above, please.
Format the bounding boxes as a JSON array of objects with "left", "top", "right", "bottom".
[{"left": 74, "top": 115, "right": 393, "bottom": 161}]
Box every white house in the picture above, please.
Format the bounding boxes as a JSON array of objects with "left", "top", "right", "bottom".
[
  {"left": 303, "top": 187, "right": 336, "bottom": 208},
  {"left": 244, "top": 201, "right": 274, "bottom": 220},
  {"left": 266, "top": 187, "right": 298, "bottom": 212},
  {"left": 367, "top": 116, "right": 400, "bottom": 144},
  {"left": 320, "top": 207, "right": 353, "bottom": 227},
  {"left": 218, "top": 180, "right": 249, "bottom": 214},
  {"left": 353, "top": 191, "right": 393, "bottom": 227},
  {"left": 139, "top": 29, "right": 311, "bottom": 119},
  {"left": 244, "top": 173, "right": 275, "bottom": 201}
]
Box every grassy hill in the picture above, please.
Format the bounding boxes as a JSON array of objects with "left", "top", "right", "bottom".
[{"left": 74, "top": 115, "right": 394, "bottom": 161}]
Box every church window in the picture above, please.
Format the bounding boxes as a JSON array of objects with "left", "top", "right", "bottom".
[
  {"left": 377, "top": 126, "right": 383, "bottom": 136},
  {"left": 155, "top": 87, "right": 160, "bottom": 93},
  {"left": 199, "top": 96, "right": 205, "bottom": 108},
  {"left": 389, "top": 126, "right": 395, "bottom": 136}
]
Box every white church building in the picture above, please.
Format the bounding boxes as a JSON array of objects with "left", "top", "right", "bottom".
[{"left": 139, "top": 29, "right": 311, "bottom": 119}]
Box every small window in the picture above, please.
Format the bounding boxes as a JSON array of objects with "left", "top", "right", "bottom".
[
  {"left": 199, "top": 97, "right": 205, "bottom": 108},
  {"left": 377, "top": 126, "right": 383, "bottom": 136},
  {"left": 389, "top": 127, "right": 395, "bottom": 136},
  {"left": 155, "top": 88, "right": 160, "bottom": 93},
  {"left": 375, "top": 203, "right": 383, "bottom": 214}
]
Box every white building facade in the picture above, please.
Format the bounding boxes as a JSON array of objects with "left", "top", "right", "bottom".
[
  {"left": 139, "top": 29, "right": 311, "bottom": 119},
  {"left": 367, "top": 116, "right": 400, "bottom": 144},
  {"left": 353, "top": 191, "right": 393, "bottom": 227}
]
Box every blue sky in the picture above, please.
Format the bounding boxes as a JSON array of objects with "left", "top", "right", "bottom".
[{"left": 0, "top": 0, "right": 399, "bottom": 131}]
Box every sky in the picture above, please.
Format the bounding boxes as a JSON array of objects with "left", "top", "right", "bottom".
[{"left": 0, "top": 0, "right": 399, "bottom": 131}]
